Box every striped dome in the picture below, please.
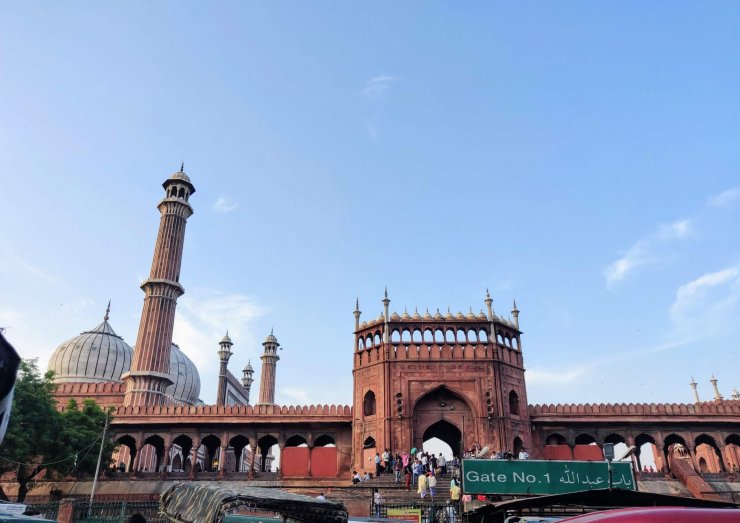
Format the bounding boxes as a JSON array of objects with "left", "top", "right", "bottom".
[
  {"left": 166, "top": 343, "right": 200, "bottom": 405},
  {"left": 48, "top": 310, "right": 200, "bottom": 405},
  {"left": 48, "top": 317, "right": 132, "bottom": 384}
]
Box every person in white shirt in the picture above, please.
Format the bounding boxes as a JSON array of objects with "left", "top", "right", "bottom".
[
  {"left": 438, "top": 453, "right": 447, "bottom": 476},
  {"left": 518, "top": 448, "right": 529, "bottom": 460},
  {"left": 373, "top": 488, "right": 383, "bottom": 517}
]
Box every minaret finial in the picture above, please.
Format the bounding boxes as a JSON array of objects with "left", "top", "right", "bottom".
[
  {"left": 384, "top": 286, "right": 388, "bottom": 299},
  {"left": 104, "top": 300, "right": 111, "bottom": 321},
  {"left": 486, "top": 288, "right": 490, "bottom": 299},
  {"left": 271, "top": 327, "right": 274, "bottom": 336},
  {"left": 180, "top": 161, "right": 184, "bottom": 172},
  {"left": 356, "top": 298, "right": 360, "bottom": 311}
]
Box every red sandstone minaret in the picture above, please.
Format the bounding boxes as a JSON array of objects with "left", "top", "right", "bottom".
[
  {"left": 257, "top": 330, "right": 280, "bottom": 405},
  {"left": 122, "top": 166, "right": 195, "bottom": 407}
]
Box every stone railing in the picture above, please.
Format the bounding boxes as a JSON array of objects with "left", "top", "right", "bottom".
[
  {"left": 113, "top": 403, "right": 353, "bottom": 418},
  {"left": 529, "top": 400, "right": 740, "bottom": 417}
]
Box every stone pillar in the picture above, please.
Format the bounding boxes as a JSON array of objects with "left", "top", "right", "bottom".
[
  {"left": 277, "top": 443, "right": 285, "bottom": 478},
  {"left": 161, "top": 444, "right": 172, "bottom": 479},
  {"left": 717, "top": 444, "right": 727, "bottom": 472},
  {"left": 248, "top": 441, "right": 257, "bottom": 479},
  {"left": 57, "top": 499, "right": 75, "bottom": 523},
  {"left": 307, "top": 444, "right": 314, "bottom": 478},
  {"left": 655, "top": 445, "right": 665, "bottom": 473},
  {"left": 130, "top": 446, "right": 143, "bottom": 477},
  {"left": 189, "top": 437, "right": 201, "bottom": 480},
  {"left": 689, "top": 445, "right": 699, "bottom": 472},
  {"left": 217, "top": 444, "right": 227, "bottom": 479}
]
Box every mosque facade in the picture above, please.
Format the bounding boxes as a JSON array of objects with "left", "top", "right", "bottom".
[{"left": 45, "top": 169, "right": 740, "bottom": 497}]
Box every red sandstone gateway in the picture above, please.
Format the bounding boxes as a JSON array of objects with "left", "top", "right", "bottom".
[{"left": 559, "top": 507, "right": 740, "bottom": 522}]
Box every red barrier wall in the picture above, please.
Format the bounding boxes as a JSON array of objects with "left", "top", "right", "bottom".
[
  {"left": 573, "top": 444, "right": 603, "bottom": 461},
  {"left": 543, "top": 445, "right": 573, "bottom": 460},
  {"left": 311, "top": 447, "right": 338, "bottom": 477},
  {"left": 281, "top": 447, "right": 310, "bottom": 477}
]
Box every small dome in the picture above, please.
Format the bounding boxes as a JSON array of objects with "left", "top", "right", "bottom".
[
  {"left": 168, "top": 170, "right": 192, "bottom": 185},
  {"left": 360, "top": 321, "right": 368, "bottom": 329},
  {"left": 401, "top": 309, "right": 412, "bottom": 320},
  {"left": 221, "top": 332, "right": 232, "bottom": 344},
  {"left": 455, "top": 311, "right": 465, "bottom": 320},
  {"left": 445, "top": 309, "right": 455, "bottom": 320},
  {"left": 264, "top": 331, "right": 279, "bottom": 345},
  {"left": 433, "top": 309, "right": 444, "bottom": 320},
  {"left": 412, "top": 308, "right": 422, "bottom": 320},
  {"left": 466, "top": 308, "right": 477, "bottom": 320},
  {"left": 390, "top": 312, "right": 401, "bottom": 321},
  {"left": 377, "top": 312, "right": 385, "bottom": 323},
  {"left": 243, "top": 360, "right": 254, "bottom": 372},
  {"left": 48, "top": 313, "right": 133, "bottom": 384},
  {"left": 166, "top": 343, "right": 201, "bottom": 405},
  {"left": 423, "top": 309, "right": 433, "bottom": 320},
  {"left": 478, "top": 310, "right": 488, "bottom": 320}
]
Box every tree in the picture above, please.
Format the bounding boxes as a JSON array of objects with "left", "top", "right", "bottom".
[
  {"left": 0, "top": 360, "right": 62, "bottom": 501},
  {"left": 59, "top": 398, "right": 116, "bottom": 477},
  {"left": 0, "top": 361, "right": 115, "bottom": 502}
]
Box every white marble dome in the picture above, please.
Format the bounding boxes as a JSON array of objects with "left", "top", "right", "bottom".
[
  {"left": 48, "top": 310, "right": 200, "bottom": 405},
  {"left": 48, "top": 313, "right": 132, "bottom": 384}
]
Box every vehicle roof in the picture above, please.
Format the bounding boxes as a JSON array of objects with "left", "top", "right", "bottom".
[{"left": 559, "top": 507, "right": 740, "bottom": 522}]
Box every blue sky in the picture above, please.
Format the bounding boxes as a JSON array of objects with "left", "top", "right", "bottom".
[{"left": 1, "top": 2, "right": 739, "bottom": 407}]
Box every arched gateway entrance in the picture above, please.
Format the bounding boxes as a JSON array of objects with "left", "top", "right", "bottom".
[{"left": 413, "top": 386, "right": 473, "bottom": 457}]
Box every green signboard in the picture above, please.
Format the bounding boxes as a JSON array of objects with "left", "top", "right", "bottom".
[{"left": 462, "top": 459, "right": 635, "bottom": 495}]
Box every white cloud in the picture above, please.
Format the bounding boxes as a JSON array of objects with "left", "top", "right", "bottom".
[
  {"left": 707, "top": 188, "right": 740, "bottom": 208},
  {"left": 213, "top": 196, "right": 238, "bottom": 213},
  {"left": 604, "top": 219, "right": 692, "bottom": 288},
  {"left": 526, "top": 366, "right": 589, "bottom": 385},
  {"left": 279, "top": 387, "right": 313, "bottom": 405},
  {"left": 0, "top": 247, "right": 60, "bottom": 283},
  {"left": 173, "top": 289, "right": 267, "bottom": 402},
  {"left": 669, "top": 267, "right": 740, "bottom": 319},
  {"left": 360, "top": 74, "right": 399, "bottom": 98},
  {"left": 658, "top": 219, "right": 692, "bottom": 240}
]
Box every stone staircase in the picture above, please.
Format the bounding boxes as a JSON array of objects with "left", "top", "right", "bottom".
[{"left": 361, "top": 471, "right": 456, "bottom": 503}]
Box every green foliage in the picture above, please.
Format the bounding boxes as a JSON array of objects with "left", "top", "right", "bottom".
[
  {"left": 0, "top": 360, "right": 62, "bottom": 476},
  {"left": 0, "top": 360, "right": 115, "bottom": 501},
  {"left": 60, "top": 398, "right": 116, "bottom": 475}
]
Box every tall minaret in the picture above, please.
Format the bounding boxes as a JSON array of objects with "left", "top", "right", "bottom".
[
  {"left": 123, "top": 167, "right": 195, "bottom": 407},
  {"left": 511, "top": 300, "right": 520, "bottom": 330},
  {"left": 710, "top": 375, "right": 723, "bottom": 401},
  {"left": 241, "top": 361, "right": 254, "bottom": 404},
  {"left": 257, "top": 330, "right": 280, "bottom": 405},
  {"left": 353, "top": 299, "right": 362, "bottom": 351},
  {"left": 690, "top": 377, "right": 700, "bottom": 403},
  {"left": 216, "top": 332, "right": 233, "bottom": 406}
]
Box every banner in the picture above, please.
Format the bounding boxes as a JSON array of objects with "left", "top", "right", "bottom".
[
  {"left": 462, "top": 459, "right": 635, "bottom": 495},
  {"left": 387, "top": 508, "right": 422, "bottom": 522}
]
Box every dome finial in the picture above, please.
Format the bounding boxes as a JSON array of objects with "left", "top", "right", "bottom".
[
  {"left": 180, "top": 161, "right": 185, "bottom": 173},
  {"left": 104, "top": 300, "right": 111, "bottom": 321},
  {"left": 355, "top": 298, "right": 360, "bottom": 311}
]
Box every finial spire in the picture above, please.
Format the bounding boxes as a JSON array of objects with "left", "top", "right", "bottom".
[
  {"left": 270, "top": 327, "right": 274, "bottom": 335},
  {"left": 384, "top": 287, "right": 388, "bottom": 299},
  {"left": 180, "top": 161, "right": 184, "bottom": 172},
  {"left": 104, "top": 300, "right": 111, "bottom": 321},
  {"left": 355, "top": 297, "right": 359, "bottom": 311},
  {"left": 486, "top": 288, "right": 490, "bottom": 299}
]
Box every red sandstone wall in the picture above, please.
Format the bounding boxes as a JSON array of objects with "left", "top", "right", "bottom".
[
  {"left": 310, "top": 447, "right": 338, "bottom": 477},
  {"left": 281, "top": 447, "right": 309, "bottom": 477}
]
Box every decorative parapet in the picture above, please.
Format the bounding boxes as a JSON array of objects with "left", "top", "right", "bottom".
[
  {"left": 528, "top": 400, "right": 740, "bottom": 418},
  {"left": 55, "top": 381, "right": 126, "bottom": 394},
  {"left": 112, "top": 403, "right": 353, "bottom": 418}
]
